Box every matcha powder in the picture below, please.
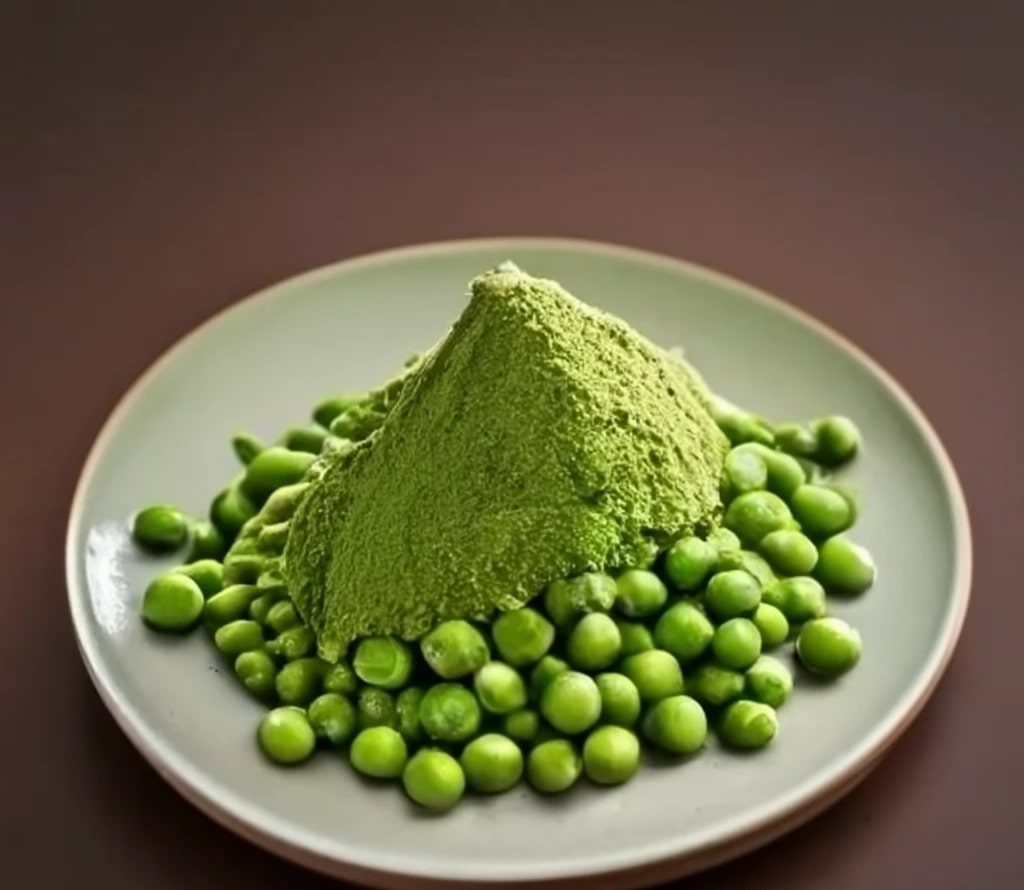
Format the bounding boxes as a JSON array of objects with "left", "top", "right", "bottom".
[{"left": 284, "top": 263, "right": 728, "bottom": 659}]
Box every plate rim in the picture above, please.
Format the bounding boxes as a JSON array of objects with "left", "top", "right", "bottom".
[{"left": 66, "top": 237, "right": 972, "bottom": 886}]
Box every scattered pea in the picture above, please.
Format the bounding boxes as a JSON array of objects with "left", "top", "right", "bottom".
[
  {"left": 796, "top": 617, "right": 862, "bottom": 676},
  {"left": 529, "top": 654, "right": 569, "bottom": 701},
  {"left": 257, "top": 707, "right": 316, "bottom": 765},
  {"left": 420, "top": 620, "right": 490, "bottom": 679},
  {"left": 715, "top": 549, "right": 776, "bottom": 588},
  {"left": 813, "top": 416, "right": 861, "bottom": 465},
  {"left": 308, "top": 693, "right": 358, "bottom": 746},
  {"left": 815, "top": 536, "right": 876, "bottom": 594},
  {"left": 322, "top": 661, "right": 358, "bottom": 697},
  {"left": 281, "top": 423, "right": 329, "bottom": 455},
  {"left": 663, "top": 537, "right": 717, "bottom": 591},
  {"left": 231, "top": 431, "right": 266, "bottom": 466},
  {"left": 461, "top": 734, "right": 524, "bottom": 793},
  {"left": 737, "top": 444, "right": 806, "bottom": 499},
  {"left": 766, "top": 576, "right": 827, "bottom": 624},
  {"left": 773, "top": 422, "right": 818, "bottom": 458},
  {"left": 527, "top": 739, "right": 582, "bottom": 794},
  {"left": 615, "top": 619, "right": 655, "bottom": 656},
  {"left": 265, "top": 600, "right": 300, "bottom": 634},
  {"left": 234, "top": 649, "right": 277, "bottom": 699},
  {"left": 790, "top": 484, "right": 853, "bottom": 539},
  {"left": 420, "top": 684, "right": 481, "bottom": 742},
  {"left": 544, "top": 572, "right": 617, "bottom": 628},
  {"left": 350, "top": 726, "right": 407, "bottom": 778},
  {"left": 620, "top": 650, "right": 684, "bottom": 703},
  {"left": 241, "top": 447, "right": 315, "bottom": 504},
  {"left": 687, "top": 663, "right": 745, "bottom": 707},
  {"left": 267, "top": 625, "right": 316, "bottom": 661},
  {"left": 402, "top": 749, "right": 466, "bottom": 809},
  {"left": 492, "top": 608, "right": 555, "bottom": 666},
  {"left": 187, "top": 520, "right": 228, "bottom": 562},
  {"left": 654, "top": 601, "right": 714, "bottom": 663},
  {"left": 474, "top": 662, "right": 528, "bottom": 714},
  {"left": 723, "top": 447, "right": 768, "bottom": 498},
  {"left": 596, "top": 672, "right": 641, "bottom": 727},
  {"left": 718, "top": 700, "right": 778, "bottom": 749},
  {"left": 357, "top": 687, "right": 398, "bottom": 730},
  {"left": 275, "top": 657, "right": 325, "bottom": 706},
  {"left": 209, "top": 480, "right": 257, "bottom": 538},
  {"left": 711, "top": 618, "right": 763, "bottom": 670},
  {"left": 704, "top": 569, "right": 761, "bottom": 620},
  {"left": 724, "top": 491, "right": 793, "bottom": 546},
  {"left": 132, "top": 504, "right": 189, "bottom": 552},
  {"left": 353, "top": 637, "right": 413, "bottom": 690},
  {"left": 312, "top": 393, "right": 361, "bottom": 429},
  {"left": 752, "top": 603, "right": 790, "bottom": 649},
  {"left": 503, "top": 708, "right": 541, "bottom": 745},
  {"left": 141, "top": 573, "right": 204, "bottom": 632},
  {"left": 583, "top": 726, "right": 640, "bottom": 784},
  {"left": 214, "top": 619, "right": 264, "bottom": 657},
  {"left": 745, "top": 656, "right": 793, "bottom": 708},
  {"left": 567, "top": 613, "right": 622, "bottom": 671},
  {"left": 396, "top": 687, "right": 425, "bottom": 744},
  {"left": 759, "top": 529, "right": 818, "bottom": 576},
  {"left": 642, "top": 695, "right": 707, "bottom": 755},
  {"left": 540, "top": 671, "right": 602, "bottom": 735},
  {"left": 614, "top": 569, "right": 668, "bottom": 618}
]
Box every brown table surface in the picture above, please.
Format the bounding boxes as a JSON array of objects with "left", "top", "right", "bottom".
[{"left": 4, "top": 2, "right": 1022, "bottom": 887}]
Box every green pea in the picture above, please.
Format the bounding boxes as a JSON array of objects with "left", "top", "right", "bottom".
[
  {"left": 275, "top": 657, "right": 325, "bottom": 706},
  {"left": 529, "top": 654, "right": 569, "bottom": 701},
  {"left": 540, "top": 671, "right": 602, "bottom": 735},
  {"left": 265, "top": 600, "right": 300, "bottom": 634},
  {"left": 256, "top": 565, "right": 287, "bottom": 596},
  {"left": 706, "top": 526, "right": 742, "bottom": 556},
  {"left": 704, "top": 569, "right": 761, "bottom": 620},
  {"left": 815, "top": 536, "right": 876, "bottom": 594},
  {"left": 209, "top": 479, "right": 257, "bottom": 538},
  {"left": 308, "top": 693, "right": 358, "bottom": 747},
  {"left": 737, "top": 444, "right": 806, "bottom": 499},
  {"left": 745, "top": 655, "right": 793, "bottom": 708},
  {"left": 527, "top": 739, "right": 582, "bottom": 794},
  {"left": 358, "top": 687, "right": 398, "bottom": 729},
  {"left": 231, "top": 431, "right": 266, "bottom": 466},
  {"left": 789, "top": 484, "right": 853, "bottom": 539},
  {"left": 712, "top": 401, "right": 775, "bottom": 447},
  {"left": 663, "top": 536, "right": 717, "bottom": 591},
  {"left": 322, "top": 661, "right": 358, "bottom": 697},
  {"left": 474, "top": 662, "right": 528, "bottom": 714},
  {"left": 402, "top": 749, "right": 466, "bottom": 809},
  {"left": 566, "top": 613, "right": 622, "bottom": 671},
  {"left": 813, "top": 416, "right": 861, "bottom": 466},
  {"left": 234, "top": 649, "right": 277, "bottom": 699},
  {"left": 715, "top": 549, "right": 776, "bottom": 588},
  {"left": 614, "top": 569, "right": 668, "bottom": 618},
  {"left": 620, "top": 650, "right": 684, "bottom": 703},
  {"left": 257, "top": 707, "right": 315, "bottom": 765},
  {"left": 132, "top": 504, "right": 189, "bottom": 552},
  {"left": 171, "top": 559, "right": 224, "bottom": 598},
  {"left": 312, "top": 393, "right": 362, "bottom": 429},
  {"left": 491, "top": 608, "right": 555, "bottom": 666},
  {"left": 461, "top": 733, "right": 524, "bottom": 793},
  {"left": 654, "top": 601, "right": 714, "bottom": 663},
  {"left": 140, "top": 573, "right": 204, "bottom": 632},
  {"left": 203, "top": 583, "right": 260, "bottom": 628},
  {"left": 260, "top": 482, "right": 309, "bottom": 523},
  {"left": 257, "top": 520, "right": 290, "bottom": 554},
  {"left": 687, "top": 663, "right": 745, "bottom": 707},
  {"left": 214, "top": 619, "right": 264, "bottom": 657},
  {"left": 350, "top": 726, "right": 407, "bottom": 778},
  {"left": 724, "top": 491, "right": 793, "bottom": 547},
  {"left": 752, "top": 603, "right": 790, "bottom": 649},
  {"left": 722, "top": 447, "right": 768, "bottom": 499},
  {"left": 420, "top": 684, "right": 481, "bottom": 742},
  {"left": 615, "top": 620, "right": 655, "bottom": 656},
  {"left": 765, "top": 576, "right": 826, "bottom": 624},
  {"left": 712, "top": 618, "right": 762, "bottom": 670},
  {"left": 543, "top": 572, "right": 617, "bottom": 629},
  {"left": 595, "top": 672, "right": 641, "bottom": 728},
  {"left": 718, "top": 700, "right": 778, "bottom": 749},
  {"left": 329, "top": 405, "right": 386, "bottom": 441},
  {"left": 774, "top": 422, "right": 818, "bottom": 458},
  {"left": 759, "top": 529, "right": 818, "bottom": 576},
  {"left": 503, "top": 709, "right": 541, "bottom": 745},
  {"left": 353, "top": 637, "right": 414, "bottom": 690},
  {"left": 420, "top": 620, "right": 490, "bottom": 679},
  {"left": 280, "top": 423, "right": 329, "bottom": 455},
  {"left": 241, "top": 447, "right": 315, "bottom": 504},
  {"left": 396, "top": 687, "right": 425, "bottom": 744},
  {"left": 796, "top": 617, "right": 862, "bottom": 676},
  {"left": 222, "top": 553, "right": 266, "bottom": 585},
  {"left": 642, "top": 694, "right": 707, "bottom": 755},
  {"left": 582, "top": 725, "right": 640, "bottom": 785},
  {"left": 267, "top": 625, "right": 316, "bottom": 661},
  {"left": 187, "top": 520, "right": 228, "bottom": 562}
]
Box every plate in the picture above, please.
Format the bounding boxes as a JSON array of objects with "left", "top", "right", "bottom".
[{"left": 67, "top": 239, "right": 971, "bottom": 888}]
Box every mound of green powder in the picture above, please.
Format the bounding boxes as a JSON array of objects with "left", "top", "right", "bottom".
[{"left": 284, "top": 263, "right": 728, "bottom": 659}]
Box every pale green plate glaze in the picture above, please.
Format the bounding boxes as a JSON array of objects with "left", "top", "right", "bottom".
[{"left": 67, "top": 240, "right": 971, "bottom": 889}]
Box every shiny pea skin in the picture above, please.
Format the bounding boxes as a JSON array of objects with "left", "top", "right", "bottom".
[
  {"left": 582, "top": 725, "right": 640, "bottom": 785},
  {"left": 759, "top": 529, "right": 818, "bottom": 576},
  {"left": 737, "top": 444, "right": 806, "bottom": 499},
  {"left": 241, "top": 447, "right": 315, "bottom": 504},
  {"left": 654, "top": 601, "right": 714, "bottom": 663},
  {"left": 281, "top": 423, "right": 329, "bottom": 455},
  {"left": 261, "top": 482, "right": 310, "bottom": 523},
  {"left": 527, "top": 739, "right": 582, "bottom": 794},
  {"left": 234, "top": 649, "right": 277, "bottom": 699},
  {"left": 308, "top": 693, "right": 358, "bottom": 746},
  {"left": 615, "top": 619, "right": 655, "bottom": 656},
  {"left": 461, "top": 733, "right": 524, "bottom": 793},
  {"left": 642, "top": 694, "right": 707, "bottom": 755},
  {"left": 323, "top": 662, "right": 359, "bottom": 697},
  {"left": 768, "top": 576, "right": 827, "bottom": 624},
  {"left": 419, "top": 684, "right": 481, "bottom": 742},
  {"left": 789, "top": 484, "right": 853, "bottom": 539},
  {"left": 267, "top": 624, "right": 316, "bottom": 661},
  {"left": 209, "top": 479, "right": 257, "bottom": 538},
  {"left": 711, "top": 618, "right": 763, "bottom": 670},
  {"left": 265, "top": 600, "right": 300, "bottom": 634},
  {"left": 687, "top": 663, "right": 745, "bottom": 707},
  {"left": 171, "top": 559, "right": 224, "bottom": 598},
  {"left": 596, "top": 672, "right": 641, "bottom": 727},
  {"left": 566, "top": 613, "right": 622, "bottom": 671},
  {"left": 752, "top": 603, "right": 790, "bottom": 649},
  {"left": 132, "top": 505, "right": 189, "bottom": 552},
  {"left": 529, "top": 655, "right": 569, "bottom": 701},
  {"left": 353, "top": 637, "right": 414, "bottom": 689},
  {"left": 704, "top": 569, "right": 761, "bottom": 620},
  {"left": 491, "top": 608, "right": 555, "bottom": 666},
  {"left": 724, "top": 490, "right": 793, "bottom": 546},
  {"left": 257, "top": 707, "right": 315, "bottom": 765},
  {"left": 773, "top": 422, "right": 818, "bottom": 458},
  {"left": 745, "top": 656, "right": 793, "bottom": 707},
  {"left": 312, "top": 393, "right": 362, "bottom": 429},
  {"left": 140, "top": 574, "right": 204, "bottom": 632},
  {"left": 420, "top": 620, "right": 490, "bottom": 679},
  {"left": 619, "top": 650, "right": 684, "bottom": 703},
  {"left": 663, "top": 536, "right": 717, "bottom": 591},
  {"left": 214, "top": 619, "right": 264, "bottom": 656},
  {"left": 796, "top": 617, "right": 862, "bottom": 676},
  {"left": 358, "top": 687, "right": 399, "bottom": 729},
  {"left": 275, "top": 657, "right": 325, "bottom": 706},
  {"left": 722, "top": 447, "right": 768, "bottom": 499},
  {"left": 187, "top": 520, "right": 228, "bottom": 562},
  {"left": 350, "top": 726, "right": 407, "bottom": 778},
  {"left": 540, "top": 671, "right": 602, "bottom": 734},
  {"left": 815, "top": 535, "right": 876, "bottom": 594},
  {"left": 614, "top": 569, "right": 668, "bottom": 618},
  {"left": 248, "top": 591, "right": 278, "bottom": 625},
  {"left": 203, "top": 584, "right": 260, "bottom": 628},
  {"left": 474, "top": 662, "right": 528, "bottom": 714},
  {"left": 503, "top": 708, "right": 540, "bottom": 744},
  {"left": 718, "top": 700, "right": 778, "bottom": 749},
  {"left": 404, "top": 749, "right": 466, "bottom": 809},
  {"left": 813, "top": 415, "right": 861, "bottom": 466}
]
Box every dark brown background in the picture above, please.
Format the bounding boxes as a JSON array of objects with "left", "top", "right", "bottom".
[{"left": 3, "top": 2, "right": 1022, "bottom": 887}]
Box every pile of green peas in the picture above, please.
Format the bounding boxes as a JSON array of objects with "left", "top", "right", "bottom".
[{"left": 133, "top": 391, "right": 873, "bottom": 811}]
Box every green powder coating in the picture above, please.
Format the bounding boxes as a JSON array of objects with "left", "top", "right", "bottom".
[{"left": 284, "top": 263, "right": 728, "bottom": 660}]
